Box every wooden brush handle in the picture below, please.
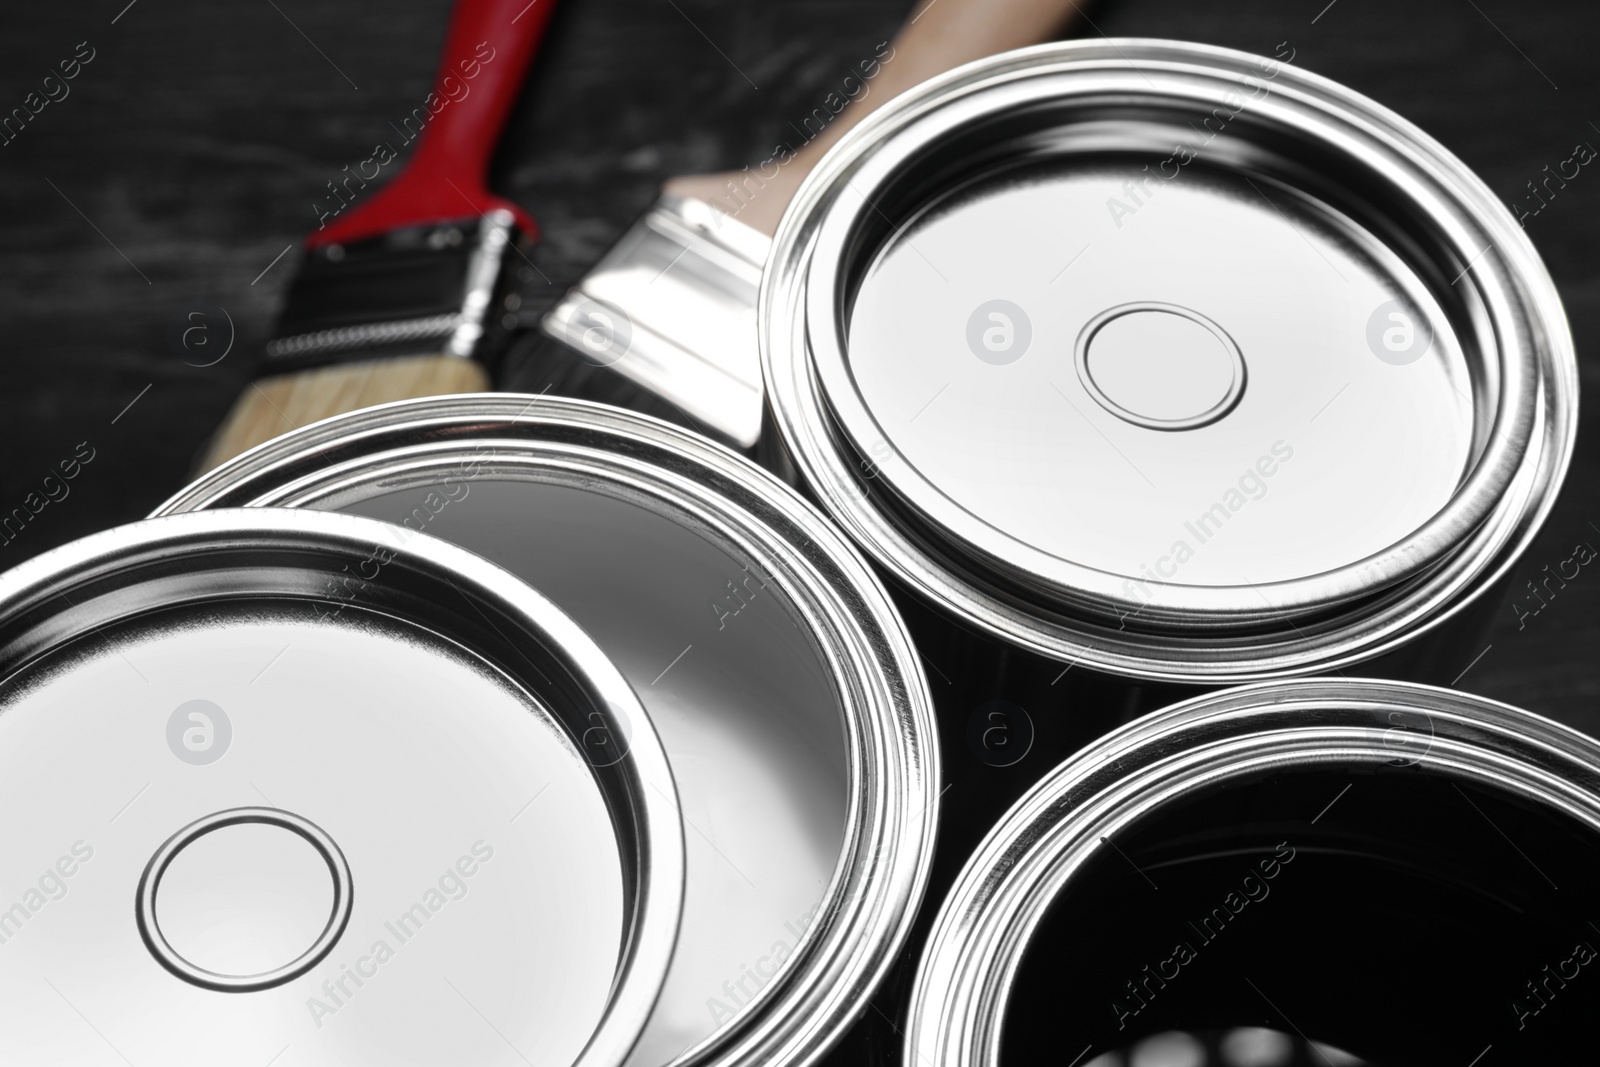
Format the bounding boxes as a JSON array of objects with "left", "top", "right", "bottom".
[
  {"left": 665, "top": 0, "right": 1086, "bottom": 237},
  {"left": 794, "top": 0, "right": 1088, "bottom": 169},
  {"left": 197, "top": 355, "right": 483, "bottom": 470},
  {"left": 200, "top": 356, "right": 488, "bottom": 471}
]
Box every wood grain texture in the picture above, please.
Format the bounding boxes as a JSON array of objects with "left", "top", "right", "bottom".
[
  {"left": 0, "top": 0, "right": 1595, "bottom": 720},
  {"left": 197, "top": 355, "right": 490, "bottom": 471}
]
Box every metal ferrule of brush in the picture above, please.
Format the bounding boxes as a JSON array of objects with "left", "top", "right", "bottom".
[
  {"left": 540, "top": 195, "right": 771, "bottom": 450},
  {"left": 263, "top": 208, "right": 523, "bottom": 374}
]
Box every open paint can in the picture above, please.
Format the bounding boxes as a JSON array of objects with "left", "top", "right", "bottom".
[
  {"left": 154, "top": 395, "right": 940, "bottom": 1067},
  {"left": 906, "top": 679, "right": 1600, "bottom": 1066}
]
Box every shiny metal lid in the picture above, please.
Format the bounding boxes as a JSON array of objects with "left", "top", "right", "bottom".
[
  {"left": 906, "top": 679, "right": 1600, "bottom": 1067},
  {"left": 762, "top": 40, "right": 1577, "bottom": 678},
  {"left": 154, "top": 395, "right": 940, "bottom": 1067},
  {"left": 0, "top": 508, "right": 682, "bottom": 1067}
]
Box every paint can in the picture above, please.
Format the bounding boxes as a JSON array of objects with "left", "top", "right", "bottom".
[
  {"left": 154, "top": 395, "right": 940, "bottom": 1067},
  {"left": 906, "top": 679, "right": 1600, "bottom": 1066},
  {"left": 0, "top": 507, "right": 682, "bottom": 1066},
  {"left": 761, "top": 37, "right": 1574, "bottom": 687}
]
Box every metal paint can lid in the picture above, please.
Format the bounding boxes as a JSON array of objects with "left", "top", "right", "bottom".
[
  {"left": 762, "top": 40, "right": 1577, "bottom": 680},
  {"left": 154, "top": 395, "right": 941, "bottom": 1067},
  {"left": 906, "top": 679, "right": 1600, "bottom": 1066},
  {"left": 0, "top": 508, "right": 682, "bottom": 1067}
]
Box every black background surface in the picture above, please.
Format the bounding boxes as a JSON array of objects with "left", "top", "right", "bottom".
[{"left": 0, "top": 0, "right": 1594, "bottom": 739}]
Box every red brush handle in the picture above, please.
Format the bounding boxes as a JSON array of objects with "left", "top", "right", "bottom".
[{"left": 307, "top": 0, "right": 556, "bottom": 248}]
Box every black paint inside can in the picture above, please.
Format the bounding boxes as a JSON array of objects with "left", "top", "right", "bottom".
[{"left": 1003, "top": 767, "right": 1600, "bottom": 1066}]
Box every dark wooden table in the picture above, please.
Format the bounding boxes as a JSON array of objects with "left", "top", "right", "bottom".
[{"left": 0, "top": 0, "right": 1594, "bottom": 729}]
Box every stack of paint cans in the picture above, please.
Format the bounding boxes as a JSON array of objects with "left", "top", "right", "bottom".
[{"left": 0, "top": 40, "right": 1587, "bottom": 1067}]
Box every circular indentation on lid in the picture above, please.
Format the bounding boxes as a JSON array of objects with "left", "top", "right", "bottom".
[
  {"left": 154, "top": 820, "right": 334, "bottom": 977},
  {"left": 1075, "top": 302, "right": 1246, "bottom": 431},
  {"left": 137, "top": 807, "right": 352, "bottom": 992}
]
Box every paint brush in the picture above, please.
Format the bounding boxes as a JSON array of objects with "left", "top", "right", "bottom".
[
  {"left": 540, "top": 0, "right": 1085, "bottom": 451},
  {"left": 199, "top": 0, "right": 558, "bottom": 471}
]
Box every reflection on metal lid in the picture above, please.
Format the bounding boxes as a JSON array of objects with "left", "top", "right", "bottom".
[
  {"left": 762, "top": 40, "right": 1577, "bottom": 680},
  {"left": 0, "top": 508, "right": 682, "bottom": 1067}
]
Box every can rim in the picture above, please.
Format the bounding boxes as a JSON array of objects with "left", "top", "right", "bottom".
[
  {"left": 903, "top": 678, "right": 1600, "bottom": 1067},
  {"left": 154, "top": 395, "right": 942, "bottom": 1067},
  {"left": 760, "top": 39, "right": 1577, "bottom": 678},
  {"left": 0, "top": 507, "right": 685, "bottom": 1067}
]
